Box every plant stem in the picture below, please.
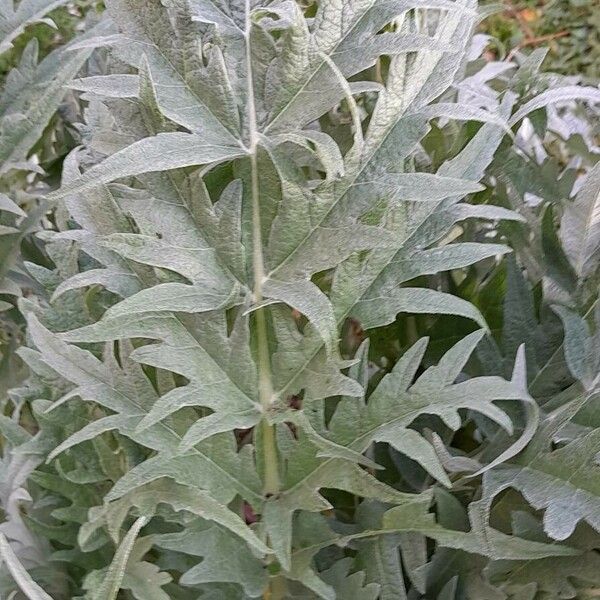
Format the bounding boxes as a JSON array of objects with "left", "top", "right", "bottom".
[
  {"left": 245, "top": 0, "right": 280, "bottom": 497},
  {"left": 253, "top": 250, "right": 280, "bottom": 495},
  {"left": 263, "top": 576, "right": 287, "bottom": 600},
  {"left": 245, "top": 7, "right": 284, "bottom": 598}
]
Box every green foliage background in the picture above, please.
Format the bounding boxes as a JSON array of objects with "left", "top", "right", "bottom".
[
  {"left": 485, "top": 0, "right": 599, "bottom": 80},
  {"left": 0, "top": 1, "right": 598, "bottom": 599}
]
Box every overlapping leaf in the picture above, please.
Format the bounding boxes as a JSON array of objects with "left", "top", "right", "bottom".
[{"left": 3, "top": 0, "right": 599, "bottom": 598}]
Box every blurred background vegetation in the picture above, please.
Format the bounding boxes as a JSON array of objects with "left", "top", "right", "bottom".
[
  {"left": 484, "top": 0, "right": 599, "bottom": 80},
  {"left": 0, "top": 1, "right": 104, "bottom": 77}
]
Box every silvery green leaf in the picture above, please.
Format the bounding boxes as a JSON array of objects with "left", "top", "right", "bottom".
[
  {"left": 275, "top": 96, "right": 516, "bottom": 398},
  {"left": 389, "top": 243, "right": 508, "bottom": 283},
  {"left": 271, "top": 306, "right": 363, "bottom": 402},
  {"left": 415, "top": 103, "right": 509, "bottom": 129},
  {"left": 90, "top": 517, "right": 148, "bottom": 600},
  {"left": 51, "top": 269, "right": 140, "bottom": 302},
  {"left": 552, "top": 305, "right": 599, "bottom": 390},
  {"left": 352, "top": 174, "right": 485, "bottom": 205},
  {"left": 156, "top": 521, "right": 267, "bottom": 597},
  {"left": 265, "top": 2, "right": 481, "bottom": 282},
  {"left": 263, "top": 446, "right": 416, "bottom": 570},
  {"left": 0, "top": 533, "right": 53, "bottom": 600},
  {"left": 483, "top": 427, "right": 600, "bottom": 542},
  {"left": 104, "top": 0, "right": 241, "bottom": 140},
  {"left": 0, "top": 194, "right": 25, "bottom": 217},
  {"left": 542, "top": 204, "right": 578, "bottom": 293},
  {"left": 59, "top": 152, "right": 132, "bottom": 236},
  {"left": 119, "top": 561, "right": 171, "bottom": 600},
  {"left": 111, "top": 481, "right": 270, "bottom": 556},
  {"left": 452, "top": 203, "right": 525, "bottom": 222},
  {"left": 560, "top": 161, "right": 600, "bottom": 279},
  {"left": 329, "top": 332, "right": 535, "bottom": 484},
  {"left": 47, "top": 414, "right": 128, "bottom": 462},
  {"left": 48, "top": 133, "right": 247, "bottom": 199},
  {"left": 0, "top": 0, "right": 70, "bottom": 54},
  {"left": 27, "top": 314, "right": 262, "bottom": 510},
  {"left": 268, "top": 131, "right": 345, "bottom": 182},
  {"left": 382, "top": 501, "right": 579, "bottom": 560},
  {"left": 262, "top": 279, "right": 338, "bottom": 355},
  {"left": 0, "top": 37, "right": 92, "bottom": 172},
  {"left": 265, "top": 0, "right": 472, "bottom": 133},
  {"left": 7, "top": 0, "right": 597, "bottom": 596},
  {"left": 351, "top": 287, "right": 487, "bottom": 330},
  {"left": 318, "top": 559, "right": 380, "bottom": 600},
  {"left": 355, "top": 504, "right": 407, "bottom": 600},
  {"left": 508, "top": 86, "right": 600, "bottom": 127},
  {"left": 69, "top": 75, "right": 140, "bottom": 98},
  {"left": 99, "top": 282, "right": 238, "bottom": 319},
  {"left": 104, "top": 442, "right": 262, "bottom": 511}
]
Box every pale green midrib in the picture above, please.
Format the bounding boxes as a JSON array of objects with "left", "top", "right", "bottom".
[{"left": 245, "top": 0, "right": 280, "bottom": 496}]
